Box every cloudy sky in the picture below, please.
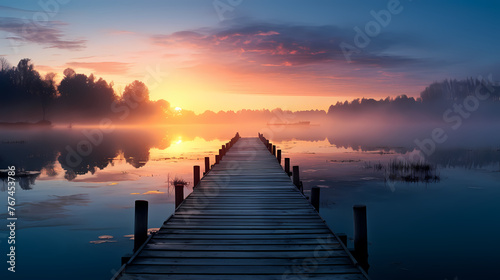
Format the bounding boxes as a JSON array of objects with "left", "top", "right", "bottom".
[{"left": 1, "top": 0, "right": 499, "bottom": 113}]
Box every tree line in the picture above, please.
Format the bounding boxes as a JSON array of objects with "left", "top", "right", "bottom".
[
  {"left": 1, "top": 58, "right": 499, "bottom": 124},
  {"left": 0, "top": 58, "right": 170, "bottom": 123}
]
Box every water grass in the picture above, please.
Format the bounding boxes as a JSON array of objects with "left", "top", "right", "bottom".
[
  {"left": 171, "top": 177, "right": 188, "bottom": 186},
  {"left": 365, "top": 160, "right": 440, "bottom": 183}
]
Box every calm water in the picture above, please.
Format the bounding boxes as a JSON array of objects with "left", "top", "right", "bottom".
[{"left": 0, "top": 124, "right": 499, "bottom": 280}]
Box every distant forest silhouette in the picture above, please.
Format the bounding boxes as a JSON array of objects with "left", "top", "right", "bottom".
[{"left": 1, "top": 58, "right": 500, "bottom": 124}]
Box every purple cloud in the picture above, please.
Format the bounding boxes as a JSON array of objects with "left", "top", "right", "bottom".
[
  {"left": 0, "top": 17, "right": 86, "bottom": 50},
  {"left": 152, "top": 22, "right": 424, "bottom": 69}
]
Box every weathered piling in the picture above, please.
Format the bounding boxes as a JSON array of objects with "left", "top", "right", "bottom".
[
  {"left": 311, "top": 186, "right": 320, "bottom": 211},
  {"left": 277, "top": 149, "right": 282, "bottom": 165},
  {"left": 204, "top": 157, "right": 210, "bottom": 174},
  {"left": 175, "top": 184, "right": 184, "bottom": 209},
  {"left": 337, "top": 233, "right": 348, "bottom": 247},
  {"left": 272, "top": 145, "right": 276, "bottom": 156},
  {"left": 353, "top": 205, "right": 368, "bottom": 270},
  {"left": 285, "top": 158, "right": 290, "bottom": 176},
  {"left": 193, "top": 165, "right": 200, "bottom": 187},
  {"left": 215, "top": 155, "right": 220, "bottom": 164},
  {"left": 134, "top": 200, "right": 148, "bottom": 251},
  {"left": 292, "top": 166, "right": 300, "bottom": 187}
]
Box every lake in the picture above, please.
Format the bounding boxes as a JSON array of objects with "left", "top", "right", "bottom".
[{"left": 1, "top": 123, "right": 499, "bottom": 280}]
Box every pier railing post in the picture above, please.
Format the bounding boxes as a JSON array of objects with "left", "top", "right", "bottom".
[
  {"left": 293, "top": 166, "right": 300, "bottom": 188},
  {"left": 175, "top": 184, "right": 184, "bottom": 209},
  {"left": 311, "top": 186, "right": 320, "bottom": 211},
  {"left": 277, "top": 150, "right": 282, "bottom": 165},
  {"left": 215, "top": 155, "right": 220, "bottom": 164},
  {"left": 337, "top": 233, "right": 348, "bottom": 247},
  {"left": 193, "top": 165, "right": 200, "bottom": 187},
  {"left": 285, "top": 158, "right": 290, "bottom": 176},
  {"left": 353, "top": 205, "right": 369, "bottom": 270},
  {"left": 272, "top": 145, "right": 276, "bottom": 156},
  {"left": 204, "top": 157, "right": 210, "bottom": 175},
  {"left": 134, "top": 200, "right": 148, "bottom": 251}
]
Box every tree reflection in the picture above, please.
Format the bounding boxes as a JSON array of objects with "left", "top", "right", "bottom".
[
  {"left": 0, "top": 129, "right": 171, "bottom": 187},
  {"left": 0, "top": 125, "right": 499, "bottom": 189}
]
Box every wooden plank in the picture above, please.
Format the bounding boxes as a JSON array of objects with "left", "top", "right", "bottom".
[
  {"left": 132, "top": 257, "right": 352, "bottom": 266},
  {"left": 137, "top": 249, "right": 349, "bottom": 258},
  {"left": 157, "top": 229, "right": 332, "bottom": 235},
  {"left": 153, "top": 233, "right": 336, "bottom": 240},
  {"left": 144, "top": 243, "right": 341, "bottom": 251},
  {"left": 124, "top": 264, "right": 361, "bottom": 274},
  {"left": 147, "top": 239, "right": 339, "bottom": 245},
  {"left": 117, "top": 274, "right": 367, "bottom": 280},
  {"left": 162, "top": 225, "right": 327, "bottom": 230}
]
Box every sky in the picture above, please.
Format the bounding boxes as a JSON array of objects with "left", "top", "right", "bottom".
[{"left": 1, "top": 0, "right": 499, "bottom": 113}]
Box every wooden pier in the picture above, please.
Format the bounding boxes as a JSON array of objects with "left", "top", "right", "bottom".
[{"left": 113, "top": 136, "right": 369, "bottom": 280}]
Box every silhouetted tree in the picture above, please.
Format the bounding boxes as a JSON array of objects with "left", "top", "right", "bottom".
[
  {"left": 57, "top": 68, "right": 117, "bottom": 120},
  {"left": 122, "top": 80, "right": 149, "bottom": 106},
  {"left": 0, "top": 57, "right": 10, "bottom": 71}
]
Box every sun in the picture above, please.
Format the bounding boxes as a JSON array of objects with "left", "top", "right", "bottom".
[{"left": 174, "top": 107, "right": 182, "bottom": 111}]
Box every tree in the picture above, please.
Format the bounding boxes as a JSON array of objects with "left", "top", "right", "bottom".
[
  {"left": 122, "top": 80, "right": 150, "bottom": 106},
  {"left": 39, "top": 73, "right": 58, "bottom": 120},
  {"left": 0, "top": 57, "right": 10, "bottom": 71},
  {"left": 63, "top": 67, "right": 75, "bottom": 78}
]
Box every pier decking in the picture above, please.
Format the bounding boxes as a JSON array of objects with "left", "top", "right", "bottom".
[{"left": 113, "top": 137, "right": 369, "bottom": 280}]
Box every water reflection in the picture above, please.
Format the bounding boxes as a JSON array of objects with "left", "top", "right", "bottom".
[{"left": 0, "top": 124, "right": 499, "bottom": 189}]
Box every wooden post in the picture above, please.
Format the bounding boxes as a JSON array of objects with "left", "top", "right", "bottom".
[
  {"left": 285, "top": 158, "right": 291, "bottom": 176},
  {"left": 134, "top": 200, "right": 148, "bottom": 251},
  {"left": 221, "top": 145, "right": 226, "bottom": 156},
  {"left": 175, "top": 184, "right": 184, "bottom": 208},
  {"left": 121, "top": 254, "right": 132, "bottom": 265},
  {"left": 204, "top": 157, "right": 210, "bottom": 174},
  {"left": 219, "top": 148, "right": 223, "bottom": 159},
  {"left": 292, "top": 166, "right": 300, "bottom": 188},
  {"left": 193, "top": 165, "right": 200, "bottom": 187},
  {"left": 311, "top": 186, "right": 320, "bottom": 211},
  {"left": 277, "top": 150, "right": 281, "bottom": 165},
  {"left": 353, "top": 205, "right": 368, "bottom": 269},
  {"left": 268, "top": 143, "right": 272, "bottom": 153},
  {"left": 272, "top": 145, "right": 276, "bottom": 156},
  {"left": 337, "top": 233, "right": 348, "bottom": 247},
  {"left": 215, "top": 155, "right": 220, "bottom": 164}
]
